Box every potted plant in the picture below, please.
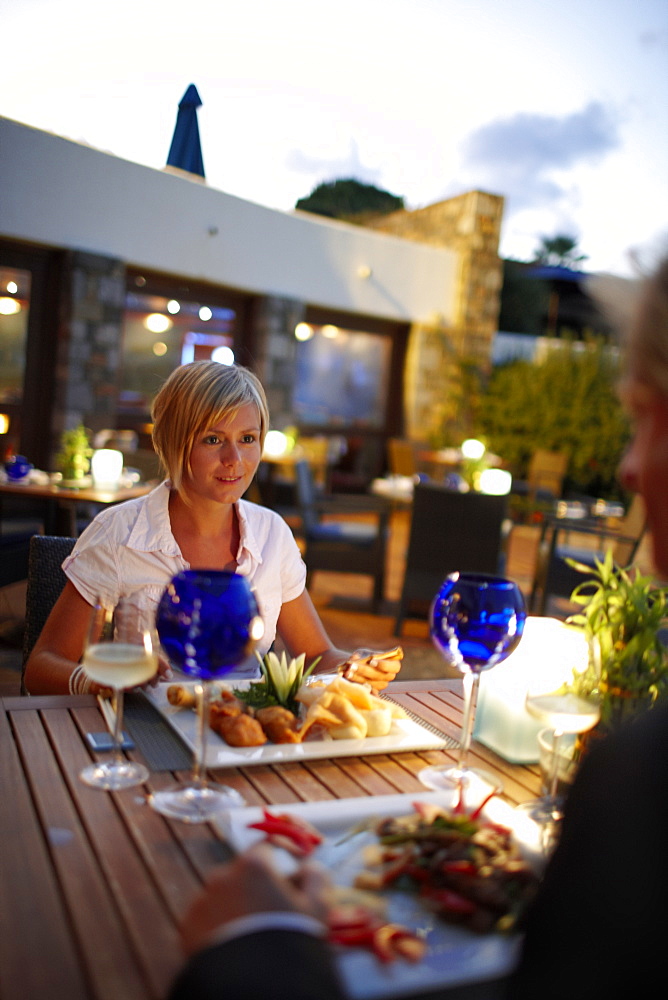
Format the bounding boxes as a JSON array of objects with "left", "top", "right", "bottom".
[
  {"left": 565, "top": 549, "right": 668, "bottom": 735},
  {"left": 56, "top": 424, "right": 92, "bottom": 484}
]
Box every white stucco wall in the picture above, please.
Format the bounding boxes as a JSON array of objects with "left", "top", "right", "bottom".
[{"left": 0, "top": 116, "right": 457, "bottom": 325}]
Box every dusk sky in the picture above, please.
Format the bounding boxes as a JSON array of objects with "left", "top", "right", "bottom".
[{"left": 2, "top": 0, "right": 667, "bottom": 277}]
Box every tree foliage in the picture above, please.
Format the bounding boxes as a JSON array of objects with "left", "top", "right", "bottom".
[
  {"left": 533, "top": 234, "right": 588, "bottom": 269},
  {"left": 477, "top": 340, "right": 630, "bottom": 497},
  {"left": 295, "top": 179, "right": 404, "bottom": 220}
]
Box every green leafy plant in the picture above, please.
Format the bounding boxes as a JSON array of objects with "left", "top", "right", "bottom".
[
  {"left": 235, "top": 652, "right": 320, "bottom": 713},
  {"left": 477, "top": 339, "right": 630, "bottom": 498},
  {"left": 56, "top": 424, "right": 92, "bottom": 480},
  {"left": 565, "top": 550, "right": 668, "bottom": 729}
]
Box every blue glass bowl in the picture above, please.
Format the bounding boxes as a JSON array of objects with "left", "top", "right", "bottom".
[
  {"left": 5, "top": 455, "right": 33, "bottom": 481},
  {"left": 157, "top": 570, "right": 262, "bottom": 680},
  {"left": 430, "top": 572, "right": 526, "bottom": 673}
]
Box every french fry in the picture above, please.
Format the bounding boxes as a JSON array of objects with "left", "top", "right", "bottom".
[{"left": 359, "top": 706, "right": 393, "bottom": 737}]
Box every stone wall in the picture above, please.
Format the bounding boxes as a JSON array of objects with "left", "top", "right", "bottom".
[
  {"left": 365, "top": 190, "right": 504, "bottom": 445},
  {"left": 51, "top": 251, "right": 126, "bottom": 459},
  {"left": 250, "top": 295, "right": 305, "bottom": 432}
]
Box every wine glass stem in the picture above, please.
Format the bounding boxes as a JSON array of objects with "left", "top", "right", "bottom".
[
  {"left": 456, "top": 671, "right": 480, "bottom": 770},
  {"left": 548, "top": 729, "right": 564, "bottom": 801},
  {"left": 112, "top": 690, "right": 125, "bottom": 766},
  {"left": 193, "top": 682, "right": 211, "bottom": 788}
]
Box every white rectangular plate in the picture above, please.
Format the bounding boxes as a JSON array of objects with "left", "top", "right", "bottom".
[
  {"left": 217, "top": 787, "right": 540, "bottom": 998},
  {"left": 146, "top": 679, "right": 451, "bottom": 768}
]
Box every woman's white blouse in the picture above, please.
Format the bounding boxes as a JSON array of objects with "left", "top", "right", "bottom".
[{"left": 62, "top": 481, "right": 307, "bottom": 677}]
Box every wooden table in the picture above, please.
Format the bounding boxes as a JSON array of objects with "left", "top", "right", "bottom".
[
  {"left": 0, "top": 481, "right": 154, "bottom": 536},
  {"left": 0, "top": 681, "right": 541, "bottom": 1000}
]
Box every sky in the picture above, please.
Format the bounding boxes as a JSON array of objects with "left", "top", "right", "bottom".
[{"left": 2, "top": 0, "right": 667, "bottom": 278}]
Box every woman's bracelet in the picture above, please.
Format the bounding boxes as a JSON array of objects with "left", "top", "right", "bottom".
[{"left": 69, "top": 665, "right": 92, "bottom": 695}]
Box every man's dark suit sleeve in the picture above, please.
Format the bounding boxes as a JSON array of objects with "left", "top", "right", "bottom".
[
  {"left": 509, "top": 703, "right": 668, "bottom": 999},
  {"left": 169, "top": 928, "right": 346, "bottom": 1000}
]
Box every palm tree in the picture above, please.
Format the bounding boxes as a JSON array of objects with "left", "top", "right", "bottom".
[{"left": 533, "top": 235, "right": 588, "bottom": 269}]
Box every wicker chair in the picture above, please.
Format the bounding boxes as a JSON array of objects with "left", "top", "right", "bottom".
[
  {"left": 293, "top": 460, "right": 389, "bottom": 612},
  {"left": 21, "top": 535, "right": 76, "bottom": 693},
  {"left": 394, "top": 482, "right": 509, "bottom": 636}
]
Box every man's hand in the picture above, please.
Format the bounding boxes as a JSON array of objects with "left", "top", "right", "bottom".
[{"left": 179, "top": 844, "right": 333, "bottom": 957}]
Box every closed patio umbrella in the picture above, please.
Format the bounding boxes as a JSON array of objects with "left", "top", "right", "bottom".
[{"left": 166, "top": 84, "right": 205, "bottom": 178}]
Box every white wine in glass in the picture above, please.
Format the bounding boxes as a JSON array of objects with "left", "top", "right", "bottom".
[
  {"left": 79, "top": 594, "right": 158, "bottom": 790},
  {"left": 519, "top": 689, "right": 600, "bottom": 847},
  {"left": 525, "top": 692, "right": 601, "bottom": 735}
]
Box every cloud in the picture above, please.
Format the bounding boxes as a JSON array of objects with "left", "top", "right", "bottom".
[
  {"left": 461, "top": 101, "right": 621, "bottom": 212},
  {"left": 638, "top": 28, "right": 668, "bottom": 49},
  {"left": 285, "top": 139, "right": 382, "bottom": 186}
]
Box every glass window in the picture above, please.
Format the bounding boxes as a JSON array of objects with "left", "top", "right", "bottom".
[
  {"left": 293, "top": 323, "right": 391, "bottom": 429},
  {"left": 0, "top": 267, "right": 30, "bottom": 406},
  {"left": 120, "top": 290, "right": 236, "bottom": 414}
]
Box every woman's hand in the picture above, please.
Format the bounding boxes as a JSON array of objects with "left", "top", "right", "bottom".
[
  {"left": 146, "top": 652, "right": 173, "bottom": 688},
  {"left": 339, "top": 646, "right": 403, "bottom": 691}
]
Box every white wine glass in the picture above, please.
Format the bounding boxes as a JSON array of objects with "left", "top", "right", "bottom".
[
  {"left": 79, "top": 594, "right": 159, "bottom": 790},
  {"left": 518, "top": 684, "right": 600, "bottom": 848}
]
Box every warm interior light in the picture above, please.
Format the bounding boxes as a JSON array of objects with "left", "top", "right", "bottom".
[
  {"left": 144, "top": 313, "right": 172, "bottom": 334},
  {"left": 6, "top": 281, "right": 18, "bottom": 294},
  {"left": 91, "top": 448, "right": 124, "bottom": 489},
  {"left": 321, "top": 324, "right": 339, "bottom": 339},
  {"left": 474, "top": 617, "right": 589, "bottom": 762},
  {"left": 0, "top": 413, "right": 10, "bottom": 434},
  {"left": 199, "top": 306, "right": 213, "bottom": 321},
  {"left": 211, "top": 345, "right": 235, "bottom": 365},
  {"left": 0, "top": 297, "right": 21, "bottom": 315},
  {"left": 263, "top": 430, "right": 289, "bottom": 458},
  {"left": 294, "top": 323, "right": 314, "bottom": 341},
  {"left": 152, "top": 342, "right": 168, "bottom": 356},
  {"left": 167, "top": 299, "right": 180, "bottom": 314},
  {"left": 479, "top": 468, "right": 512, "bottom": 495},
  {"left": 461, "top": 438, "right": 486, "bottom": 460}
]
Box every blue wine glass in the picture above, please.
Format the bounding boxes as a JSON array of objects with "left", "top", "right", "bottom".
[
  {"left": 149, "top": 570, "right": 265, "bottom": 823},
  {"left": 419, "top": 572, "right": 526, "bottom": 798}
]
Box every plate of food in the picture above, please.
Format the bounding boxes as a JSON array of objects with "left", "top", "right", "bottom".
[
  {"left": 216, "top": 784, "right": 543, "bottom": 998},
  {"left": 145, "top": 672, "right": 452, "bottom": 768}
]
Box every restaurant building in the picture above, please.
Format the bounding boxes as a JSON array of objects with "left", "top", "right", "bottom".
[{"left": 0, "top": 115, "right": 504, "bottom": 485}]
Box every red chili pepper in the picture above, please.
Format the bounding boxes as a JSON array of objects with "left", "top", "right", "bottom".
[
  {"left": 328, "top": 913, "right": 425, "bottom": 965},
  {"left": 247, "top": 809, "right": 323, "bottom": 855},
  {"left": 441, "top": 859, "right": 477, "bottom": 876},
  {"left": 469, "top": 787, "right": 499, "bottom": 820}
]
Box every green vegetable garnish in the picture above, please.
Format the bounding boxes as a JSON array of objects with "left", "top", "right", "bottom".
[{"left": 234, "top": 652, "right": 320, "bottom": 714}]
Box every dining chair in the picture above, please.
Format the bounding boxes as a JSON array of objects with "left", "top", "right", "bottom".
[
  {"left": 293, "top": 459, "right": 390, "bottom": 612},
  {"left": 514, "top": 449, "right": 569, "bottom": 504},
  {"left": 387, "top": 438, "right": 417, "bottom": 478},
  {"left": 530, "top": 495, "right": 647, "bottom": 616},
  {"left": 394, "top": 482, "right": 509, "bottom": 636},
  {"left": 20, "top": 534, "right": 76, "bottom": 693}
]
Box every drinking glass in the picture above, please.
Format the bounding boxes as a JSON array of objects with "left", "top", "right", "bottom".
[
  {"left": 80, "top": 594, "right": 158, "bottom": 790},
  {"left": 149, "top": 570, "right": 264, "bottom": 823},
  {"left": 419, "top": 572, "right": 526, "bottom": 796},
  {"left": 518, "top": 687, "right": 600, "bottom": 843}
]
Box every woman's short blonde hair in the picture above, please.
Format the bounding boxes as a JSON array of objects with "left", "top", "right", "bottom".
[{"left": 151, "top": 361, "right": 269, "bottom": 492}]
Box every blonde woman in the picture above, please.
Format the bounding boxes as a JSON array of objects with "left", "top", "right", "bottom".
[{"left": 24, "top": 362, "right": 402, "bottom": 695}]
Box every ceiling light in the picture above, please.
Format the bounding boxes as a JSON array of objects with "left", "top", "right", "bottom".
[
  {"left": 0, "top": 297, "right": 21, "bottom": 315},
  {"left": 294, "top": 323, "right": 314, "bottom": 341},
  {"left": 144, "top": 313, "right": 172, "bottom": 334}
]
